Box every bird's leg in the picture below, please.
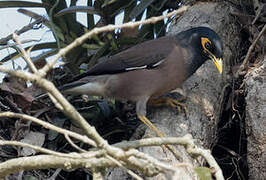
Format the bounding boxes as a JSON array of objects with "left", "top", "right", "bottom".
[
  {"left": 137, "top": 115, "right": 166, "bottom": 137},
  {"left": 149, "top": 96, "right": 188, "bottom": 117},
  {"left": 137, "top": 115, "right": 181, "bottom": 160},
  {"left": 136, "top": 99, "right": 181, "bottom": 160}
]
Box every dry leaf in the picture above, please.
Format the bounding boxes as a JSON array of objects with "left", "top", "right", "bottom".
[{"left": 19, "top": 131, "right": 45, "bottom": 156}]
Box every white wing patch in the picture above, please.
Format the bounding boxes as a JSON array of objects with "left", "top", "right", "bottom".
[
  {"left": 125, "top": 65, "right": 147, "bottom": 71},
  {"left": 151, "top": 59, "right": 164, "bottom": 67},
  {"left": 125, "top": 59, "right": 165, "bottom": 71}
]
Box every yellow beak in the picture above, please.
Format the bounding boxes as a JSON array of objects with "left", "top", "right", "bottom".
[{"left": 209, "top": 55, "right": 223, "bottom": 74}]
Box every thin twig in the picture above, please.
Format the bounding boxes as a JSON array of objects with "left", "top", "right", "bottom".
[
  {"left": 0, "top": 112, "right": 97, "bottom": 147},
  {"left": 235, "top": 24, "right": 266, "bottom": 77},
  {"left": 46, "top": 168, "right": 62, "bottom": 180},
  {"left": 12, "top": 33, "right": 38, "bottom": 73},
  {"left": 0, "top": 39, "right": 40, "bottom": 50},
  {"left": 64, "top": 134, "right": 87, "bottom": 153},
  {"left": 105, "top": 155, "right": 143, "bottom": 180},
  {"left": 0, "top": 140, "right": 78, "bottom": 158}
]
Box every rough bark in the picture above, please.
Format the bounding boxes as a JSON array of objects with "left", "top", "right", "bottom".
[
  {"left": 245, "top": 55, "right": 266, "bottom": 180},
  {"left": 105, "top": 2, "right": 241, "bottom": 179}
]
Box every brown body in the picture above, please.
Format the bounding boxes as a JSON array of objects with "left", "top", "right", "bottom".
[
  {"left": 64, "top": 36, "right": 188, "bottom": 103},
  {"left": 104, "top": 47, "right": 187, "bottom": 101}
]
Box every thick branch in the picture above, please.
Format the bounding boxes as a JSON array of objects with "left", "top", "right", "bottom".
[{"left": 0, "top": 155, "right": 114, "bottom": 178}]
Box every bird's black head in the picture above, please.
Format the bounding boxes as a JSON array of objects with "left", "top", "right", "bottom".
[{"left": 176, "top": 26, "right": 223, "bottom": 74}]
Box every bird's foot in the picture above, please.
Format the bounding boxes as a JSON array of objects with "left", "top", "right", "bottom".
[
  {"left": 149, "top": 97, "right": 188, "bottom": 117},
  {"left": 165, "top": 97, "right": 188, "bottom": 117}
]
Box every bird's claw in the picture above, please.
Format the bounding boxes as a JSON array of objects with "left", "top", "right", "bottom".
[
  {"left": 150, "top": 97, "right": 188, "bottom": 117},
  {"left": 165, "top": 98, "right": 188, "bottom": 117}
]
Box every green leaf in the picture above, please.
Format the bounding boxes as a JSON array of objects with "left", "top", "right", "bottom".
[
  {"left": 70, "top": 0, "right": 77, "bottom": 6},
  {"left": 129, "top": 0, "right": 156, "bottom": 19},
  {"left": 194, "top": 167, "right": 212, "bottom": 180},
  {"left": 154, "top": 17, "right": 165, "bottom": 37},
  {"left": 55, "top": 6, "right": 101, "bottom": 17},
  {"left": 17, "top": 9, "right": 49, "bottom": 26},
  {"left": 150, "top": 0, "right": 168, "bottom": 11},
  {"left": 107, "top": 33, "right": 118, "bottom": 51},
  {"left": 17, "top": 8, "right": 43, "bottom": 19},
  {"left": 123, "top": 0, "right": 137, "bottom": 22},
  {"left": 0, "top": 1, "right": 47, "bottom": 8},
  {"left": 24, "top": 175, "right": 38, "bottom": 180},
  {"left": 87, "top": 43, "right": 109, "bottom": 68},
  {"left": 109, "top": 0, "right": 135, "bottom": 17},
  {"left": 82, "top": 43, "right": 102, "bottom": 50},
  {"left": 97, "top": 100, "right": 111, "bottom": 118}
]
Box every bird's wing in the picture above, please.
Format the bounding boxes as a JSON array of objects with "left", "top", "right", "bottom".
[{"left": 70, "top": 36, "right": 176, "bottom": 82}]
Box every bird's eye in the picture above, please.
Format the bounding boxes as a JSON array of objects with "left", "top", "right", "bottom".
[{"left": 205, "top": 42, "right": 211, "bottom": 50}]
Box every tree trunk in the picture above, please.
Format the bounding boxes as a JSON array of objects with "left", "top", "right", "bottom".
[{"left": 245, "top": 55, "right": 266, "bottom": 180}]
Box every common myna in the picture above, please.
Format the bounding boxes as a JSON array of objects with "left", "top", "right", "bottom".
[{"left": 60, "top": 26, "right": 223, "bottom": 137}]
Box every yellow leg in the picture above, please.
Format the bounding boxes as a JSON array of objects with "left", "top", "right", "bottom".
[
  {"left": 138, "top": 115, "right": 165, "bottom": 137},
  {"left": 138, "top": 115, "right": 181, "bottom": 160}
]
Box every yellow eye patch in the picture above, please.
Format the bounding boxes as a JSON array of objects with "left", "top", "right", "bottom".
[{"left": 201, "top": 37, "right": 211, "bottom": 52}]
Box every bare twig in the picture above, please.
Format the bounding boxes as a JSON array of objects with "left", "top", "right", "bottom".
[
  {"left": 0, "top": 39, "right": 40, "bottom": 50},
  {"left": 187, "top": 146, "right": 224, "bottom": 180},
  {"left": 46, "top": 169, "right": 62, "bottom": 180},
  {"left": 12, "top": 33, "right": 38, "bottom": 73},
  {"left": 235, "top": 24, "right": 266, "bottom": 77},
  {"left": 64, "top": 134, "right": 87, "bottom": 153},
  {"left": 0, "top": 140, "right": 77, "bottom": 158},
  {"left": 0, "top": 112, "right": 97, "bottom": 147}
]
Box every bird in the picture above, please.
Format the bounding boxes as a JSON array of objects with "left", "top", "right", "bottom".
[{"left": 59, "top": 26, "right": 223, "bottom": 138}]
